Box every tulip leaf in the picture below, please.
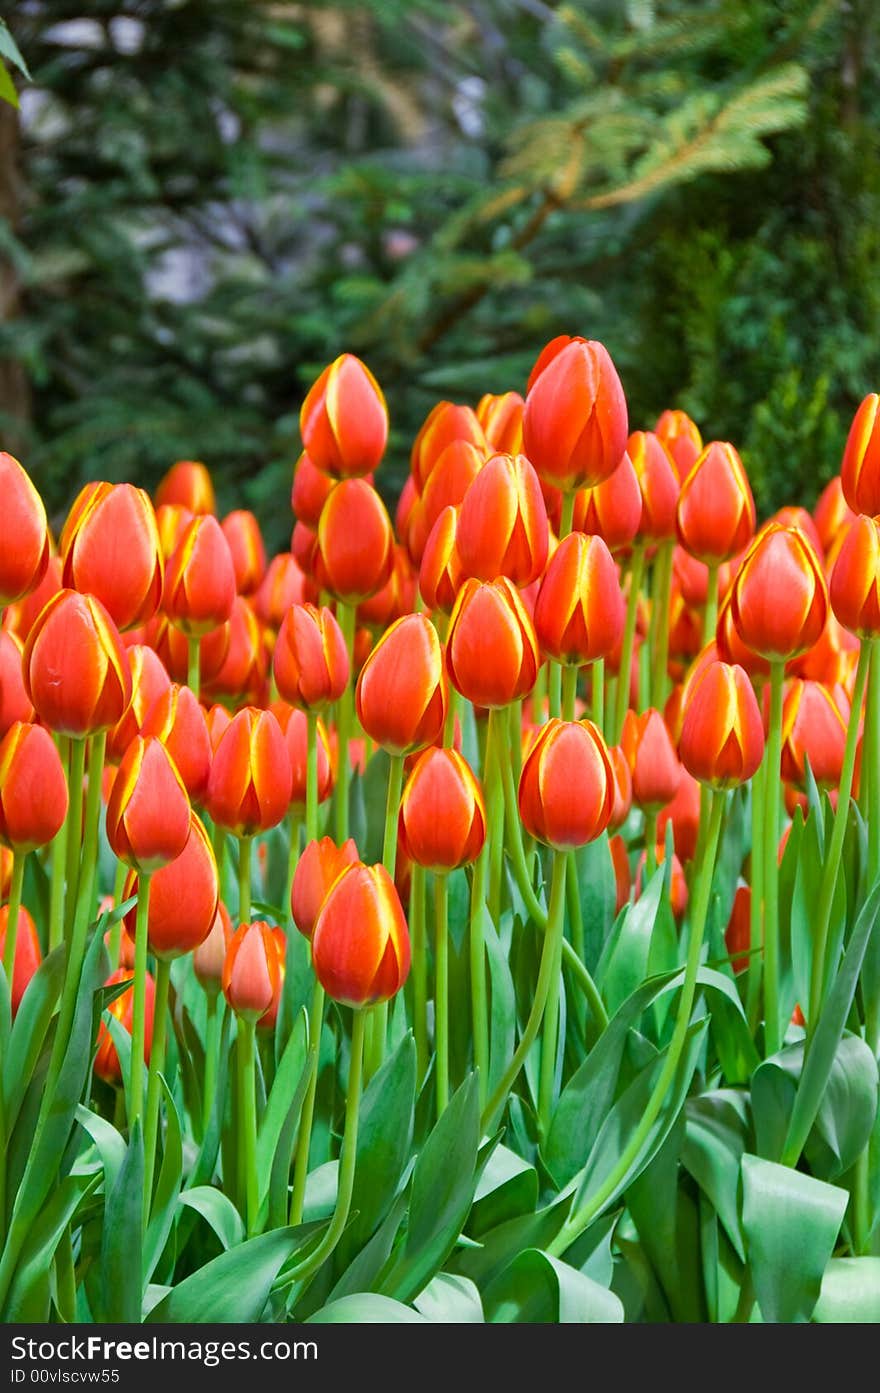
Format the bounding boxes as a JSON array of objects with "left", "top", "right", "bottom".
[
  {"left": 144, "top": 1079, "right": 184, "bottom": 1282},
  {"left": 0, "top": 963, "right": 10, "bottom": 1061},
  {"left": 680, "top": 1090, "right": 748, "bottom": 1261},
  {"left": 256, "top": 1005, "right": 309, "bottom": 1206},
  {"left": 812, "top": 1258, "right": 880, "bottom": 1322},
  {"left": 328, "top": 1189, "right": 409, "bottom": 1303},
  {"left": 469, "top": 1143, "right": 538, "bottom": 1237},
  {"left": 146, "top": 1227, "right": 309, "bottom": 1323},
  {"left": 75, "top": 1105, "right": 127, "bottom": 1194},
  {"left": 342, "top": 1030, "right": 415, "bottom": 1260},
  {"left": 308, "top": 1293, "right": 426, "bottom": 1323},
  {"left": 101, "top": 1118, "right": 144, "bottom": 1323},
  {"left": 452, "top": 1196, "right": 570, "bottom": 1290},
  {"left": 596, "top": 865, "right": 665, "bottom": 1016},
  {"left": 414, "top": 1272, "right": 485, "bottom": 1322},
  {"left": 483, "top": 907, "right": 516, "bottom": 1099},
  {"left": 2, "top": 945, "right": 66, "bottom": 1129},
  {"left": 808, "top": 1034, "right": 878, "bottom": 1179},
  {"left": 573, "top": 833, "right": 616, "bottom": 971},
  {"left": 741, "top": 1154, "right": 847, "bottom": 1323},
  {"left": 3, "top": 1173, "right": 98, "bottom": 1322},
  {"left": 482, "top": 1248, "right": 624, "bottom": 1323},
  {"left": 178, "top": 1186, "right": 244, "bottom": 1251}
]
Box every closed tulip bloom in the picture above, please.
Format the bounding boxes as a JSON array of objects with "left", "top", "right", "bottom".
[
  {"left": 607, "top": 744, "right": 633, "bottom": 833},
  {"left": 222, "top": 920, "right": 283, "bottom": 1020},
  {"left": 679, "top": 660, "right": 764, "bottom": 789},
  {"left": 253, "top": 552, "right": 306, "bottom": 631},
  {"left": 0, "top": 453, "right": 50, "bottom": 606},
  {"left": 164, "top": 515, "right": 237, "bottom": 638},
  {"left": 523, "top": 338, "right": 628, "bottom": 491},
  {"left": 534, "top": 533, "right": 624, "bottom": 666},
  {"left": 61, "top": 482, "right": 163, "bottom": 631},
  {"left": 312, "top": 861, "right": 411, "bottom": 1007},
  {"left": 399, "top": 747, "right": 486, "bottom": 871},
  {"left": 300, "top": 353, "right": 388, "bottom": 479},
  {"left": 673, "top": 546, "right": 709, "bottom": 608},
  {"left": 0, "top": 722, "right": 69, "bottom": 852},
  {"left": 291, "top": 520, "right": 319, "bottom": 577},
  {"left": 446, "top": 576, "right": 540, "bottom": 709},
  {"left": 610, "top": 833, "right": 632, "bottom": 914},
  {"left": 291, "top": 451, "right": 336, "bottom": 527},
  {"left": 0, "top": 904, "right": 41, "bottom": 1016},
  {"left": 107, "top": 645, "right": 172, "bottom": 763},
  {"left": 256, "top": 925, "right": 287, "bottom": 1031},
  {"left": 830, "top": 514, "right": 880, "bottom": 638},
  {"left": 273, "top": 603, "right": 349, "bottom": 710},
  {"left": 572, "top": 450, "right": 642, "bottom": 552},
  {"left": 221, "top": 510, "right": 267, "bottom": 595},
  {"left": 476, "top": 391, "right": 524, "bottom": 454},
  {"left": 730, "top": 525, "right": 828, "bottom": 663},
  {"left": 106, "top": 735, "right": 191, "bottom": 872},
  {"left": 656, "top": 767, "right": 702, "bottom": 862},
  {"left": 140, "top": 683, "right": 213, "bottom": 803},
  {"left": 676, "top": 442, "right": 756, "bottom": 564},
  {"left": 419, "top": 506, "right": 464, "bottom": 615},
  {"left": 518, "top": 718, "right": 614, "bottom": 849},
  {"left": 355, "top": 613, "right": 447, "bottom": 756},
  {"left": 0, "top": 846, "right": 11, "bottom": 899},
  {"left": 621, "top": 707, "right": 682, "bottom": 810},
  {"left": 357, "top": 544, "right": 417, "bottom": 631},
  {"left": 840, "top": 394, "right": 880, "bottom": 516},
  {"left": 193, "top": 900, "right": 233, "bottom": 994},
  {"left": 457, "top": 453, "right": 549, "bottom": 588},
  {"left": 205, "top": 702, "right": 232, "bottom": 752},
  {"left": 716, "top": 589, "right": 770, "bottom": 679},
  {"left": 779, "top": 679, "right": 846, "bottom": 789},
  {"left": 771, "top": 507, "right": 825, "bottom": 562},
  {"left": 0, "top": 631, "right": 34, "bottom": 738},
  {"left": 94, "top": 968, "right": 156, "bottom": 1084},
  {"left": 411, "top": 402, "right": 488, "bottom": 492},
  {"left": 725, "top": 884, "right": 752, "bottom": 975},
  {"left": 155, "top": 503, "right": 194, "bottom": 561},
  {"left": 654, "top": 409, "right": 703, "bottom": 481},
  {"left": 202, "top": 595, "right": 267, "bottom": 705},
  {"left": 123, "top": 810, "right": 219, "bottom": 958},
  {"left": 23, "top": 590, "right": 132, "bottom": 737},
  {"left": 815, "top": 476, "right": 856, "bottom": 554},
  {"left": 206, "top": 706, "right": 292, "bottom": 836},
  {"left": 291, "top": 835, "right": 359, "bottom": 940},
  {"left": 395, "top": 474, "right": 419, "bottom": 548},
  {"left": 279, "top": 706, "right": 334, "bottom": 810},
  {"left": 420, "top": 441, "right": 484, "bottom": 536},
  {"left": 152, "top": 613, "right": 231, "bottom": 687},
  {"left": 525, "top": 333, "right": 581, "bottom": 391},
  {"left": 8, "top": 554, "right": 62, "bottom": 643},
  {"left": 628, "top": 431, "right": 679, "bottom": 542},
  {"left": 314, "top": 479, "right": 394, "bottom": 604},
  {"left": 155, "top": 459, "right": 215, "bottom": 515}
]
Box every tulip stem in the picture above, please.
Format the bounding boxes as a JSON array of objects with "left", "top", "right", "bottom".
[
  {"left": 238, "top": 836, "right": 252, "bottom": 925},
  {"left": 745, "top": 761, "right": 766, "bottom": 1036},
  {"left": 286, "top": 1006, "right": 366, "bottom": 1287},
  {"left": 444, "top": 686, "right": 458, "bottom": 749},
  {"left": 48, "top": 736, "right": 70, "bottom": 953},
  {"left": 237, "top": 1017, "right": 259, "bottom": 1235},
  {"left": 559, "top": 490, "right": 576, "bottom": 540},
  {"left": 704, "top": 562, "right": 719, "bottom": 644},
  {"left": 305, "top": 711, "right": 319, "bottom": 843},
  {"left": 644, "top": 812, "right": 658, "bottom": 875},
  {"left": 532, "top": 666, "right": 547, "bottom": 724},
  {"left": 538, "top": 865, "right": 566, "bottom": 1138},
  {"left": 382, "top": 753, "right": 404, "bottom": 881},
  {"left": 548, "top": 662, "right": 562, "bottom": 720},
  {"left": 129, "top": 872, "right": 153, "bottom": 1126},
  {"left": 2, "top": 852, "right": 25, "bottom": 985},
  {"left": 79, "top": 731, "right": 107, "bottom": 927},
  {"left": 469, "top": 850, "right": 489, "bottom": 1109},
  {"left": 284, "top": 817, "right": 302, "bottom": 933},
  {"left": 142, "top": 956, "right": 171, "bottom": 1223},
  {"left": 64, "top": 738, "right": 86, "bottom": 939},
  {"left": 615, "top": 546, "right": 645, "bottom": 741},
  {"left": 289, "top": 977, "right": 326, "bottom": 1226},
  {"left": 201, "top": 993, "right": 220, "bottom": 1140},
  {"left": 650, "top": 540, "right": 674, "bottom": 710},
  {"left": 410, "top": 864, "right": 429, "bottom": 1084},
  {"left": 806, "top": 640, "right": 870, "bottom": 1044},
  {"left": 561, "top": 665, "right": 578, "bottom": 722},
  {"left": 549, "top": 792, "right": 725, "bottom": 1258},
  {"left": 763, "top": 660, "right": 785, "bottom": 1057},
  {"left": 591, "top": 659, "right": 604, "bottom": 734},
  {"left": 334, "top": 602, "right": 357, "bottom": 843},
  {"left": 186, "top": 636, "right": 200, "bottom": 701},
  {"left": 107, "top": 859, "right": 128, "bottom": 968},
  {"left": 485, "top": 708, "right": 506, "bottom": 924},
  {"left": 482, "top": 850, "right": 567, "bottom": 1134},
  {"left": 435, "top": 871, "right": 450, "bottom": 1118}
]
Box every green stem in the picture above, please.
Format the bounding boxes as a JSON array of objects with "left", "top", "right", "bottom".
[
  {"left": 187, "top": 635, "right": 200, "bottom": 700},
  {"left": 482, "top": 850, "right": 568, "bottom": 1133},
  {"left": 704, "top": 562, "right": 719, "bottom": 645},
  {"left": 410, "top": 864, "right": 429, "bottom": 1085},
  {"left": 201, "top": 993, "right": 220, "bottom": 1139},
  {"left": 559, "top": 490, "right": 575, "bottom": 540},
  {"left": 284, "top": 816, "right": 302, "bottom": 931},
  {"left": 548, "top": 662, "right": 562, "bottom": 720},
  {"left": 443, "top": 685, "right": 458, "bottom": 749},
  {"left": 562, "top": 665, "right": 578, "bottom": 723},
  {"left": 469, "top": 851, "right": 489, "bottom": 1109},
  {"left": 745, "top": 761, "right": 765, "bottom": 1036},
  {"left": 615, "top": 546, "right": 645, "bottom": 742},
  {"left": 237, "top": 1017, "right": 259, "bottom": 1235},
  {"left": 763, "top": 660, "right": 785, "bottom": 1057},
  {"left": 549, "top": 792, "right": 725, "bottom": 1257},
  {"left": 238, "top": 836, "right": 252, "bottom": 924},
  {"left": 591, "top": 658, "right": 605, "bottom": 735},
  {"left": 382, "top": 753, "right": 404, "bottom": 880},
  {"left": 305, "top": 710, "right": 319, "bottom": 843},
  {"left": 435, "top": 872, "right": 450, "bottom": 1118},
  {"left": 2, "top": 852, "right": 25, "bottom": 984},
  {"left": 142, "top": 957, "right": 171, "bottom": 1221},
  {"left": 650, "top": 541, "right": 674, "bottom": 710},
  {"left": 644, "top": 812, "right": 658, "bottom": 875},
  {"left": 334, "top": 602, "right": 356, "bottom": 843},
  {"left": 538, "top": 857, "right": 566, "bottom": 1138},
  {"left": 64, "top": 738, "right": 86, "bottom": 938},
  {"left": 510, "top": 700, "right": 523, "bottom": 783},
  {"left": 129, "top": 873, "right": 153, "bottom": 1126},
  {"left": 289, "top": 977, "right": 326, "bottom": 1225},
  {"left": 48, "top": 736, "right": 70, "bottom": 953},
  {"left": 80, "top": 731, "right": 107, "bottom": 924},
  {"left": 485, "top": 708, "right": 505, "bottom": 924}
]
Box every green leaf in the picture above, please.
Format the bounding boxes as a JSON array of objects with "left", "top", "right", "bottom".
[
  {"left": 469, "top": 1144, "right": 538, "bottom": 1237},
  {"left": 0, "top": 21, "right": 29, "bottom": 77},
  {"left": 483, "top": 1249, "right": 624, "bottom": 1323},
  {"left": 680, "top": 1091, "right": 748, "bottom": 1260},
  {"left": 3, "top": 946, "right": 65, "bottom": 1130},
  {"left": 414, "top": 1273, "right": 484, "bottom": 1322},
  {"left": 146, "top": 1228, "right": 307, "bottom": 1323},
  {"left": 741, "top": 1154, "right": 847, "bottom": 1323},
  {"left": 597, "top": 864, "right": 665, "bottom": 1015},
  {"left": 573, "top": 834, "right": 616, "bottom": 970},
  {"left": 101, "top": 1119, "right": 144, "bottom": 1323},
  {"left": 256, "top": 1006, "right": 309, "bottom": 1209},
  {"left": 4, "top": 1175, "right": 98, "bottom": 1321},
  {"left": 484, "top": 908, "right": 516, "bottom": 1099},
  {"left": 178, "top": 1187, "right": 244, "bottom": 1251},
  {"left": 144, "top": 1080, "right": 183, "bottom": 1282},
  {"left": 308, "top": 1293, "right": 425, "bottom": 1323},
  {"left": 809, "top": 1034, "right": 878, "bottom": 1179},
  {"left": 74, "top": 1106, "right": 127, "bottom": 1193},
  {"left": 0, "top": 59, "right": 19, "bottom": 108},
  {"left": 751, "top": 1043, "right": 801, "bottom": 1162},
  {"left": 343, "top": 1031, "right": 415, "bottom": 1258},
  {"left": 813, "top": 1258, "right": 880, "bottom": 1322}
]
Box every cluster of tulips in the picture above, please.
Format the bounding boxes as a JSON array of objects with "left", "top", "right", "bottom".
[{"left": 1, "top": 331, "right": 880, "bottom": 1323}]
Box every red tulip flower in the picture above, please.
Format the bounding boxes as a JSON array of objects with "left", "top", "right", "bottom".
[
  {"left": 399, "top": 748, "right": 486, "bottom": 871},
  {"left": 675, "top": 442, "right": 756, "bottom": 565},
  {"left": 446, "top": 576, "right": 540, "bottom": 708},
  {"left": 0, "top": 453, "right": 50, "bottom": 606},
  {"left": 420, "top": 441, "right": 484, "bottom": 535},
  {"left": 253, "top": 552, "right": 307, "bottom": 631},
  {"left": 476, "top": 391, "right": 524, "bottom": 455},
  {"left": 730, "top": 524, "right": 828, "bottom": 664},
  {"left": 518, "top": 717, "right": 615, "bottom": 849},
  {"left": 830, "top": 514, "right": 880, "bottom": 638},
  {"left": 0, "top": 631, "right": 34, "bottom": 739},
  {"left": 312, "top": 861, "right": 411, "bottom": 1007},
  {"left": 164, "top": 514, "right": 237, "bottom": 637},
  {"left": 0, "top": 903, "right": 41, "bottom": 1015},
  {"left": 206, "top": 706, "right": 293, "bottom": 837},
  {"left": 457, "top": 452, "right": 549, "bottom": 588},
  {"left": 291, "top": 451, "right": 336, "bottom": 528},
  {"left": 278, "top": 705, "right": 334, "bottom": 811},
  {"left": 572, "top": 450, "right": 642, "bottom": 552},
  {"left": 193, "top": 900, "right": 233, "bottom": 994},
  {"left": 223, "top": 920, "right": 284, "bottom": 1021},
  {"left": 94, "top": 968, "right": 156, "bottom": 1084},
  {"left": 221, "top": 510, "right": 267, "bottom": 595},
  {"left": 628, "top": 431, "right": 679, "bottom": 542},
  {"left": 106, "top": 735, "right": 191, "bottom": 872},
  {"left": 522, "top": 338, "right": 628, "bottom": 491},
  {"left": 314, "top": 479, "right": 394, "bottom": 604},
  {"left": 679, "top": 660, "right": 764, "bottom": 789},
  {"left": 140, "top": 682, "right": 213, "bottom": 804},
  {"left": 155, "top": 503, "right": 194, "bottom": 561},
  {"left": 534, "top": 532, "right": 624, "bottom": 666},
  {"left": 654, "top": 409, "right": 703, "bottom": 481},
  {"left": 0, "top": 722, "right": 68, "bottom": 852},
  {"left": 356, "top": 613, "right": 447, "bottom": 756},
  {"left": 123, "top": 810, "right": 219, "bottom": 958},
  {"left": 300, "top": 353, "right": 388, "bottom": 479},
  {"left": 419, "top": 506, "right": 464, "bottom": 616},
  {"left": 621, "top": 707, "right": 682, "bottom": 811},
  {"left": 23, "top": 589, "right": 132, "bottom": 737},
  {"left": 291, "top": 835, "right": 360, "bottom": 940},
  {"left": 61, "top": 482, "right": 164, "bottom": 631},
  {"left": 814, "top": 476, "right": 856, "bottom": 554},
  {"left": 107, "top": 645, "right": 172, "bottom": 762},
  {"left": 779, "top": 678, "right": 847, "bottom": 790},
  {"left": 410, "top": 402, "right": 487, "bottom": 492},
  {"left": 725, "top": 884, "right": 752, "bottom": 975},
  {"left": 273, "top": 603, "right": 349, "bottom": 710},
  {"left": 155, "top": 459, "right": 216, "bottom": 515},
  {"left": 202, "top": 596, "right": 267, "bottom": 705},
  {"left": 840, "top": 394, "right": 880, "bottom": 516}
]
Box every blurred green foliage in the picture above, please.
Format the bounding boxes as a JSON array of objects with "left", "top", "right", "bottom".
[{"left": 1, "top": 0, "right": 878, "bottom": 549}]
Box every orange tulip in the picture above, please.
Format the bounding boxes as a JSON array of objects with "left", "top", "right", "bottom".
[
  {"left": 291, "top": 520, "right": 319, "bottom": 578},
  {"left": 0, "top": 631, "right": 34, "bottom": 739},
  {"left": 607, "top": 744, "right": 633, "bottom": 833},
  {"left": 0, "top": 722, "right": 68, "bottom": 852},
  {"left": 725, "top": 884, "right": 752, "bottom": 975},
  {"left": 356, "top": 613, "right": 447, "bottom": 756},
  {"left": 312, "top": 862, "right": 411, "bottom": 1007},
  {"left": 522, "top": 338, "right": 628, "bottom": 491},
  {"left": 830, "top": 514, "right": 880, "bottom": 638},
  {"left": 0, "top": 846, "right": 11, "bottom": 899},
  {"left": 357, "top": 544, "right": 417, "bottom": 631},
  {"left": 139, "top": 682, "right": 213, "bottom": 803},
  {"left": 155, "top": 460, "right": 215, "bottom": 514},
  {"left": 730, "top": 524, "right": 828, "bottom": 663},
  {"left": 446, "top": 576, "right": 540, "bottom": 709},
  {"left": 410, "top": 402, "right": 487, "bottom": 492},
  {"left": 107, "top": 645, "right": 172, "bottom": 763},
  {"left": 456, "top": 453, "right": 549, "bottom": 588},
  {"left": 0, "top": 453, "right": 50, "bottom": 606},
  {"left": 193, "top": 900, "right": 233, "bottom": 994},
  {"left": 572, "top": 450, "right": 642, "bottom": 552},
  {"left": 106, "top": 735, "right": 191, "bottom": 872},
  {"left": 314, "top": 479, "right": 394, "bottom": 604},
  {"left": 621, "top": 707, "right": 682, "bottom": 811},
  {"left": 840, "top": 394, "right": 880, "bottom": 516},
  {"left": 155, "top": 503, "right": 194, "bottom": 561},
  {"left": 518, "top": 718, "right": 614, "bottom": 849},
  {"left": 204, "top": 702, "right": 232, "bottom": 752},
  {"left": 123, "top": 810, "right": 219, "bottom": 958},
  {"left": 300, "top": 353, "right": 388, "bottom": 479},
  {"left": 419, "top": 506, "right": 464, "bottom": 616},
  {"left": 654, "top": 409, "right": 703, "bottom": 481},
  {"left": 291, "top": 451, "right": 336, "bottom": 527},
  {"left": 61, "top": 482, "right": 163, "bottom": 631},
  {"left": 291, "top": 835, "right": 359, "bottom": 940},
  {"left": 678, "top": 660, "right": 764, "bottom": 789},
  {"left": 221, "top": 510, "right": 267, "bottom": 595},
  {"left": 779, "top": 678, "right": 846, "bottom": 790},
  {"left": 533, "top": 533, "right": 624, "bottom": 666},
  {"left": 202, "top": 595, "right": 267, "bottom": 705},
  {"left": 675, "top": 441, "right": 756, "bottom": 565},
  {"left": 94, "top": 967, "right": 157, "bottom": 1084},
  {"left": 253, "top": 552, "right": 307, "bottom": 631},
  {"left": 7, "top": 553, "right": 62, "bottom": 643},
  {"left": 278, "top": 705, "right": 334, "bottom": 810},
  {"left": 163, "top": 514, "right": 237, "bottom": 638},
  {"left": 628, "top": 431, "right": 679, "bottom": 542},
  {"left": 610, "top": 833, "right": 632, "bottom": 914},
  {"left": 222, "top": 919, "right": 283, "bottom": 1021},
  {"left": 23, "top": 589, "right": 132, "bottom": 737},
  {"left": 273, "top": 602, "right": 349, "bottom": 710},
  {"left": 256, "top": 925, "right": 287, "bottom": 1031},
  {"left": 420, "top": 441, "right": 484, "bottom": 535},
  {"left": 476, "top": 391, "right": 524, "bottom": 454},
  {"left": 0, "top": 904, "right": 41, "bottom": 1015},
  {"left": 399, "top": 748, "right": 486, "bottom": 871},
  {"left": 205, "top": 706, "right": 292, "bottom": 836},
  {"left": 814, "top": 476, "right": 856, "bottom": 554}
]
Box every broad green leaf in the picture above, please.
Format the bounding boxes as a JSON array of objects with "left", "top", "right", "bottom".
[
  {"left": 469, "top": 1144, "right": 538, "bottom": 1237},
  {"left": 146, "top": 1227, "right": 307, "bottom": 1323},
  {"left": 3, "top": 946, "right": 65, "bottom": 1128},
  {"left": 414, "top": 1272, "right": 484, "bottom": 1322},
  {"left": 101, "top": 1119, "right": 144, "bottom": 1323},
  {"left": 328, "top": 1190, "right": 409, "bottom": 1303},
  {"left": 574, "top": 833, "right": 616, "bottom": 971},
  {"left": 566, "top": 1210, "right": 619, "bottom": 1288},
  {"left": 144, "top": 1080, "right": 183, "bottom": 1282},
  {"left": 809, "top": 1034, "right": 878, "bottom": 1179},
  {"left": 75, "top": 1106, "right": 127, "bottom": 1194},
  {"left": 813, "top": 1258, "right": 880, "bottom": 1322},
  {"left": 343, "top": 1031, "right": 415, "bottom": 1258},
  {"left": 483, "top": 1249, "right": 623, "bottom": 1323},
  {"left": 627, "top": 1117, "right": 702, "bottom": 1321},
  {"left": 484, "top": 908, "right": 516, "bottom": 1099},
  {"left": 256, "top": 1006, "right": 309, "bottom": 1207},
  {"left": 178, "top": 1187, "right": 244, "bottom": 1251},
  {"left": 452, "top": 1197, "right": 571, "bottom": 1290},
  {"left": 597, "top": 865, "right": 665, "bottom": 1015},
  {"left": 680, "top": 1090, "right": 748, "bottom": 1260},
  {"left": 741, "top": 1154, "right": 847, "bottom": 1323},
  {"left": 751, "top": 1044, "right": 801, "bottom": 1162},
  {"left": 4, "top": 1175, "right": 98, "bottom": 1321},
  {"left": 0, "top": 58, "right": 19, "bottom": 107},
  {"left": 308, "top": 1293, "right": 425, "bottom": 1323}
]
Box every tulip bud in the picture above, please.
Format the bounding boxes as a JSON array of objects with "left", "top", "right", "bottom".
[
  {"left": 355, "top": 613, "right": 447, "bottom": 757},
  {"left": 140, "top": 683, "right": 213, "bottom": 804},
  {"left": 253, "top": 552, "right": 306, "bottom": 631},
  {"left": 314, "top": 479, "right": 394, "bottom": 604},
  {"left": 164, "top": 515, "right": 237, "bottom": 637},
  {"left": 522, "top": 339, "right": 628, "bottom": 491},
  {"left": 0, "top": 631, "right": 34, "bottom": 739},
  {"left": 291, "top": 835, "right": 359, "bottom": 940},
  {"left": 357, "top": 544, "right": 416, "bottom": 632},
  {"left": 610, "top": 833, "right": 631, "bottom": 913},
  {"left": 223, "top": 919, "right": 284, "bottom": 1021},
  {"left": 518, "top": 718, "right": 614, "bottom": 849},
  {"left": 476, "top": 391, "right": 524, "bottom": 455},
  {"left": 446, "top": 576, "right": 540, "bottom": 709},
  {"left": 815, "top": 476, "right": 856, "bottom": 554},
  {"left": 107, "top": 645, "right": 173, "bottom": 763},
  {"left": 155, "top": 503, "right": 194, "bottom": 561},
  {"left": 300, "top": 353, "right": 388, "bottom": 478},
  {"left": 456, "top": 453, "right": 549, "bottom": 588},
  {"left": 399, "top": 748, "right": 486, "bottom": 871},
  {"left": 654, "top": 409, "right": 703, "bottom": 480},
  {"left": 419, "top": 506, "right": 464, "bottom": 616},
  {"left": 201, "top": 595, "right": 266, "bottom": 705},
  {"left": 675, "top": 442, "right": 756, "bottom": 565},
  {"left": 0, "top": 846, "right": 12, "bottom": 899},
  {"left": 572, "top": 450, "right": 642, "bottom": 552},
  {"left": 830, "top": 514, "right": 880, "bottom": 638},
  {"left": 730, "top": 524, "right": 828, "bottom": 663},
  {"left": 0, "top": 904, "right": 41, "bottom": 1016},
  {"left": 23, "top": 590, "right": 132, "bottom": 738},
  {"left": 840, "top": 394, "right": 880, "bottom": 516},
  {"left": 420, "top": 441, "right": 484, "bottom": 536},
  {"left": 61, "top": 482, "right": 163, "bottom": 631},
  {"left": 7, "top": 554, "right": 62, "bottom": 643},
  {"left": 151, "top": 613, "right": 230, "bottom": 688},
  {"left": 410, "top": 402, "right": 487, "bottom": 492},
  {"left": 256, "top": 925, "right": 287, "bottom": 1031},
  {"left": 123, "top": 810, "right": 219, "bottom": 958},
  {"left": 106, "top": 735, "right": 191, "bottom": 872},
  {"left": 533, "top": 533, "right": 624, "bottom": 666},
  {"left": 94, "top": 968, "right": 155, "bottom": 1084},
  {"left": 779, "top": 678, "right": 846, "bottom": 790},
  {"left": 278, "top": 706, "right": 334, "bottom": 810},
  {"left": 291, "top": 451, "right": 336, "bottom": 527},
  {"left": 155, "top": 460, "right": 215, "bottom": 515},
  {"left": 0, "top": 453, "right": 50, "bottom": 606},
  {"left": 205, "top": 702, "right": 232, "bottom": 752},
  {"left": 219, "top": 510, "right": 267, "bottom": 596},
  {"left": 0, "top": 722, "right": 69, "bottom": 852},
  {"left": 291, "top": 520, "right": 319, "bottom": 578},
  {"left": 206, "top": 706, "right": 292, "bottom": 837},
  {"left": 193, "top": 900, "right": 233, "bottom": 994},
  {"left": 607, "top": 744, "right": 633, "bottom": 833},
  {"left": 273, "top": 603, "right": 349, "bottom": 710},
  {"left": 628, "top": 431, "right": 679, "bottom": 542},
  {"left": 621, "top": 707, "right": 682, "bottom": 810},
  {"left": 679, "top": 660, "right": 764, "bottom": 789},
  {"left": 312, "top": 862, "right": 411, "bottom": 1007},
  {"left": 725, "top": 885, "right": 752, "bottom": 975}
]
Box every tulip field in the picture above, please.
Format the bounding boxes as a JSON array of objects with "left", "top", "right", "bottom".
[{"left": 2, "top": 336, "right": 880, "bottom": 1327}]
